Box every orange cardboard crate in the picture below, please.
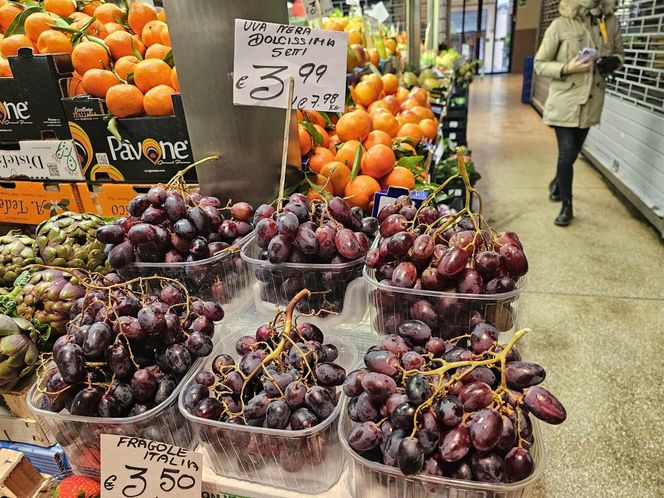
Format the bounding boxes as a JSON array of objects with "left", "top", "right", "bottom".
[
  {"left": 0, "top": 181, "right": 82, "bottom": 225},
  {"left": 76, "top": 182, "right": 151, "bottom": 218}
]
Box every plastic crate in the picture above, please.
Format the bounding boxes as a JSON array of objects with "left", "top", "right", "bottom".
[
  {"left": 364, "top": 266, "right": 525, "bottom": 339},
  {"left": 119, "top": 234, "right": 252, "bottom": 317},
  {"left": 339, "top": 400, "right": 546, "bottom": 498},
  {"left": 179, "top": 321, "right": 358, "bottom": 494},
  {"left": 27, "top": 359, "right": 202, "bottom": 478},
  {"left": 241, "top": 237, "right": 368, "bottom": 327}
]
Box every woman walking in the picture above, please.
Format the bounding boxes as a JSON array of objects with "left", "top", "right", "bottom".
[{"left": 535, "top": 0, "right": 624, "bottom": 226}]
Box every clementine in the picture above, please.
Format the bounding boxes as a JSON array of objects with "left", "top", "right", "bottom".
[
  {"left": 81, "top": 68, "right": 118, "bottom": 98},
  {"left": 141, "top": 20, "right": 166, "bottom": 47},
  {"left": 24, "top": 12, "right": 55, "bottom": 43},
  {"left": 313, "top": 124, "right": 329, "bottom": 148},
  {"left": 0, "top": 2, "right": 22, "bottom": 32},
  {"left": 159, "top": 25, "right": 170, "bottom": 47},
  {"left": 133, "top": 58, "right": 171, "bottom": 93},
  {"left": 104, "top": 22, "right": 126, "bottom": 34},
  {"left": 307, "top": 174, "right": 334, "bottom": 201},
  {"left": 308, "top": 147, "right": 334, "bottom": 174},
  {"left": 170, "top": 66, "right": 179, "bottom": 91},
  {"left": 71, "top": 41, "right": 110, "bottom": 74},
  {"left": 383, "top": 95, "right": 401, "bottom": 114},
  {"left": 36, "top": 30, "right": 72, "bottom": 54},
  {"left": 362, "top": 73, "right": 383, "bottom": 94},
  {"left": 372, "top": 112, "right": 400, "bottom": 137},
  {"left": 344, "top": 175, "right": 381, "bottom": 212},
  {"left": 128, "top": 2, "right": 157, "bottom": 36},
  {"left": 106, "top": 83, "right": 144, "bottom": 118},
  {"left": 363, "top": 130, "right": 392, "bottom": 149},
  {"left": 319, "top": 161, "right": 351, "bottom": 196},
  {"left": 361, "top": 144, "right": 396, "bottom": 178},
  {"left": 380, "top": 166, "right": 415, "bottom": 190},
  {"left": 143, "top": 84, "right": 175, "bottom": 116},
  {"left": 419, "top": 118, "right": 438, "bottom": 140},
  {"left": 335, "top": 139, "right": 361, "bottom": 166},
  {"left": 327, "top": 133, "right": 341, "bottom": 153},
  {"left": 353, "top": 80, "right": 380, "bottom": 107},
  {"left": 145, "top": 43, "right": 170, "bottom": 60},
  {"left": 302, "top": 109, "right": 326, "bottom": 128},
  {"left": 0, "top": 57, "right": 12, "bottom": 77},
  {"left": 381, "top": 73, "right": 399, "bottom": 95},
  {"left": 113, "top": 55, "right": 138, "bottom": 80},
  {"left": 397, "top": 123, "right": 424, "bottom": 142},
  {"left": 298, "top": 124, "right": 313, "bottom": 155},
  {"left": 105, "top": 31, "right": 145, "bottom": 60},
  {"left": 0, "top": 35, "right": 33, "bottom": 58},
  {"left": 43, "top": 0, "right": 75, "bottom": 18},
  {"left": 95, "top": 3, "right": 125, "bottom": 24},
  {"left": 336, "top": 110, "right": 372, "bottom": 142}
]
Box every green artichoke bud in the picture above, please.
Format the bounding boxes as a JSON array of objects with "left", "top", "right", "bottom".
[
  {"left": 14, "top": 269, "right": 85, "bottom": 336},
  {"left": 0, "top": 314, "right": 40, "bottom": 393},
  {"left": 0, "top": 231, "right": 36, "bottom": 287},
  {"left": 0, "top": 314, "right": 20, "bottom": 337},
  {"left": 34, "top": 212, "right": 109, "bottom": 273}
]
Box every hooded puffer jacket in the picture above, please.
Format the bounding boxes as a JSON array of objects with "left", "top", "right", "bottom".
[{"left": 535, "top": 0, "right": 624, "bottom": 128}]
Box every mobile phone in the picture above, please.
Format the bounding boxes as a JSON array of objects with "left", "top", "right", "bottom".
[{"left": 578, "top": 47, "right": 597, "bottom": 62}]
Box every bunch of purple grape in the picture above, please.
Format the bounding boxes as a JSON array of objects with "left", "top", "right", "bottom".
[
  {"left": 343, "top": 318, "right": 566, "bottom": 485},
  {"left": 366, "top": 196, "right": 528, "bottom": 337},
  {"left": 250, "top": 194, "right": 378, "bottom": 315},
  {"left": 38, "top": 274, "right": 223, "bottom": 419},
  {"left": 96, "top": 187, "right": 254, "bottom": 269}
]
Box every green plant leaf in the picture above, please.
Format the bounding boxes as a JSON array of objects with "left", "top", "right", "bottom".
[
  {"left": 130, "top": 38, "right": 144, "bottom": 61},
  {"left": 350, "top": 144, "right": 362, "bottom": 181},
  {"left": 318, "top": 111, "right": 334, "bottom": 128},
  {"left": 107, "top": 117, "right": 122, "bottom": 141},
  {"left": 163, "top": 49, "right": 174, "bottom": 68},
  {"left": 396, "top": 155, "right": 425, "bottom": 171},
  {"left": 299, "top": 121, "right": 323, "bottom": 148},
  {"left": 126, "top": 71, "right": 135, "bottom": 85},
  {"left": 4, "top": 6, "right": 42, "bottom": 37}
]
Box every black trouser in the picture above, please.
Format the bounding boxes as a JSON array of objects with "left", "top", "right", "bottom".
[{"left": 552, "top": 126, "right": 589, "bottom": 200}]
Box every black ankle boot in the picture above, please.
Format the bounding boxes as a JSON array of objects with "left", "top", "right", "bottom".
[
  {"left": 549, "top": 179, "right": 561, "bottom": 202},
  {"left": 555, "top": 198, "right": 573, "bottom": 226}
]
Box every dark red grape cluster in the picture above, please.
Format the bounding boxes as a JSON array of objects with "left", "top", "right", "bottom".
[
  {"left": 250, "top": 194, "right": 377, "bottom": 315},
  {"left": 38, "top": 274, "right": 223, "bottom": 419},
  {"left": 366, "top": 196, "right": 528, "bottom": 337},
  {"left": 343, "top": 318, "right": 566, "bottom": 485},
  {"left": 96, "top": 187, "right": 254, "bottom": 269}
]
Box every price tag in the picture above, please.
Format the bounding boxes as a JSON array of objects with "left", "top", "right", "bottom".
[
  {"left": 100, "top": 435, "right": 202, "bottom": 498},
  {"left": 233, "top": 19, "right": 347, "bottom": 112},
  {"left": 320, "top": 0, "right": 333, "bottom": 14},
  {"left": 365, "top": 1, "right": 390, "bottom": 24},
  {"left": 303, "top": 0, "right": 320, "bottom": 20}
]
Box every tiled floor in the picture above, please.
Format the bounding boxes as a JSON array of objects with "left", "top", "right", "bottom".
[{"left": 468, "top": 74, "right": 664, "bottom": 498}]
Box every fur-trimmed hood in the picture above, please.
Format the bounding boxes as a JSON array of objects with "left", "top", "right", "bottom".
[{"left": 559, "top": 0, "right": 616, "bottom": 19}]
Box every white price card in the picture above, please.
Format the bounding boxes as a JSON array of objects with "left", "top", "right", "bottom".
[
  {"left": 365, "top": 1, "right": 390, "bottom": 24},
  {"left": 100, "top": 435, "right": 202, "bottom": 498},
  {"left": 304, "top": 0, "right": 320, "bottom": 20},
  {"left": 233, "top": 19, "right": 347, "bottom": 112}
]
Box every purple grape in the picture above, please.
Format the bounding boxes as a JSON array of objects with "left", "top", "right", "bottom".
[
  {"left": 265, "top": 399, "right": 291, "bottom": 429},
  {"left": 439, "top": 425, "right": 470, "bottom": 462},
  {"left": 523, "top": 386, "right": 566, "bottom": 424},
  {"left": 505, "top": 447, "right": 533, "bottom": 481},
  {"left": 470, "top": 452, "right": 506, "bottom": 483},
  {"left": 349, "top": 421, "right": 382, "bottom": 452},
  {"left": 459, "top": 382, "right": 494, "bottom": 411},
  {"left": 343, "top": 369, "right": 368, "bottom": 397},
  {"left": 398, "top": 437, "right": 424, "bottom": 475},
  {"left": 195, "top": 397, "right": 223, "bottom": 420},
  {"left": 360, "top": 372, "right": 397, "bottom": 401},
  {"left": 469, "top": 408, "right": 503, "bottom": 451},
  {"left": 290, "top": 407, "right": 318, "bottom": 430},
  {"left": 131, "top": 369, "right": 156, "bottom": 402}
]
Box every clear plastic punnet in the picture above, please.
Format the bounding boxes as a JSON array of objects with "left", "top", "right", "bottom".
[
  {"left": 179, "top": 317, "right": 358, "bottom": 494},
  {"left": 241, "top": 237, "right": 368, "bottom": 327},
  {"left": 119, "top": 234, "right": 252, "bottom": 316},
  {"left": 28, "top": 359, "right": 202, "bottom": 478},
  {"left": 364, "top": 264, "right": 526, "bottom": 339},
  {"left": 339, "top": 399, "right": 545, "bottom": 498}
]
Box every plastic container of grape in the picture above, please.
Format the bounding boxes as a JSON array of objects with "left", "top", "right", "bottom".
[
  {"left": 241, "top": 237, "right": 368, "bottom": 328},
  {"left": 339, "top": 401, "right": 545, "bottom": 498},
  {"left": 364, "top": 266, "right": 526, "bottom": 339},
  {"left": 179, "top": 318, "right": 359, "bottom": 494},
  {"left": 27, "top": 358, "right": 203, "bottom": 479},
  {"left": 118, "top": 233, "right": 252, "bottom": 317}
]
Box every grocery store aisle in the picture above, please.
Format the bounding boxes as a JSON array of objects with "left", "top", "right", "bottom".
[{"left": 468, "top": 75, "right": 664, "bottom": 498}]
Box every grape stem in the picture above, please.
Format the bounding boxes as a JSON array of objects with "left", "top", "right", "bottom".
[{"left": 407, "top": 327, "right": 530, "bottom": 438}]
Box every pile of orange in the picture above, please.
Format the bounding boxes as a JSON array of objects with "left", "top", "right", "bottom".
[
  {"left": 0, "top": 0, "right": 178, "bottom": 118},
  {"left": 297, "top": 74, "right": 438, "bottom": 214}
]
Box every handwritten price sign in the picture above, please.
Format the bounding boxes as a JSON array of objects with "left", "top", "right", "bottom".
[
  {"left": 100, "top": 435, "right": 202, "bottom": 498},
  {"left": 233, "top": 20, "right": 347, "bottom": 112}
]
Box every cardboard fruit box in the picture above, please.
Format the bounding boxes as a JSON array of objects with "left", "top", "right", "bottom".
[
  {"left": 77, "top": 182, "right": 152, "bottom": 218},
  {"left": 0, "top": 48, "right": 72, "bottom": 143},
  {"left": 0, "top": 181, "right": 82, "bottom": 225},
  {"left": 61, "top": 93, "right": 197, "bottom": 184}
]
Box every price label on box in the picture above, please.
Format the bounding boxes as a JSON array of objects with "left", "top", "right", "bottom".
[
  {"left": 100, "top": 435, "right": 202, "bottom": 498},
  {"left": 303, "top": 0, "right": 320, "bottom": 20},
  {"left": 233, "top": 19, "right": 347, "bottom": 112}
]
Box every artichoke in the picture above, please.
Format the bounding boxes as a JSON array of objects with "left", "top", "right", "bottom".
[
  {"left": 34, "top": 212, "right": 108, "bottom": 272},
  {"left": 14, "top": 269, "right": 85, "bottom": 336},
  {"left": 0, "top": 231, "right": 36, "bottom": 287},
  {"left": 0, "top": 314, "right": 39, "bottom": 392}
]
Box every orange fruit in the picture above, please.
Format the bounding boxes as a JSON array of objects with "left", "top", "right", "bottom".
[
  {"left": 145, "top": 43, "right": 170, "bottom": 59},
  {"left": 380, "top": 166, "right": 415, "bottom": 190},
  {"left": 128, "top": 2, "right": 157, "bottom": 36},
  {"left": 344, "top": 175, "right": 381, "bottom": 213},
  {"left": 105, "top": 22, "right": 125, "bottom": 35},
  {"left": 160, "top": 25, "right": 170, "bottom": 46},
  {"left": 36, "top": 30, "right": 72, "bottom": 54},
  {"left": 81, "top": 0, "right": 102, "bottom": 16},
  {"left": 0, "top": 2, "right": 22, "bottom": 32},
  {"left": 419, "top": 118, "right": 438, "bottom": 140},
  {"left": 335, "top": 139, "right": 361, "bottom": 166},
  {"left": 336, "top": 110, "right": 372, "bottom": 142},
  {"left": 302, "top": 110, "right": 326, "bottom": 128},
  {"left": 143, "top": 84, "right": 175, "bottom": 116},
  {"left": 397, "top": 123, "right": 424, "bottom": 142},
  {"left": 308, "top": 147, "right": 334, "bottom": 174},
  {"left": 157, "top": 7, "right": 167, "bottom": 22},
  {"left": 347, "top": 30, "right": 362, "bottom": 45},
  {"left": 307, "top": 174, "right": 334, "bottom": 201},
  {"left": 69, "top": 12, "right": 90, "bottom": 21},
  {"left": 328, "top": 133, "right": 341, "bottom": 153},
  {"left": 383, "top": 95, "right": 401, "bottom": 114},
  {"left": 366, "top": 47, "right": 379, "bottom": 66},
  {"left": 320, "top": 161, "right": 351, "bottom": 196},
  {"left": 367, "top": 100, "right": 390, "bottom": 116},
  {"left": 105, "top": 30, "right": 145, "bottom": 61},
  {"left": 381, "top": 73, "right": 399, "bottom": 95},
  {"left": 411, "top": 106, "right": 435, "bottom": 120},
  {"left": 25, "top": 13, "right": 55, "bottom": 43},
  {"left": 170, "top": 66, "right": 179, "bottom": 91},
  {"left": 95, "top": 3, "right": 124, "bottom": 24},
  {"left": 362, "top": 73, "right": 383, "bottom": 94},
  {"left": 141, "top": 20, "right": 166, "bottom": 47},
  {"left": 353, "top": 80, "right": 380, "bottom": 107},
  {"left": 409, "top": 87, "right": 429, "bottom": 106},
  {"left": 363, "top": 130, "right": 392, "bottom": 149},
  {"left": 361, "top": 143, "right": 396, "bottom": 178},
  {"left": 66, "top": 71, "right": 85, "bottom": 95},
  {"left": 43, "top": 0, "right": 75, "bottom": 18},
  {"left": 71, "top": 41, "right": 110, "bottom": 74},
  {"left": 0, "top": 35, "right": 33, "bottom": 58},
  {"left": 0, "top": 57, "right": 12, "bottom": 77},
  {"left": 397, "top": 142, "right": 417, "bottom": 156},
  {"left": 106, "top": 83, "right": 144, "bottom": 118},
  {"left": 313, "top": 124, "right": 329, "bottom": 148},
  {"left": 372, "top": 112, "right": 400, "bottom": 137},
  {"left": 133, "top": 58, "right": 171, "bottom": 93},
  {"left": 114, "top": 55, "right": 138, "bottom": 80},
  {"left": 71, "top": 18, "right": 108, "bottom": 39},
  {"left": 385, "top": 38, "right": 397, "bottom": 54},
  {"left": 81, "top": 68, "right": 118, "bottom": 97},
  {"left": 298, "top": 124, "right": 313, "bottom": 155},
  {"left": 400, "top": 98, "right": 421, "bottom": 112},
  {"left": 395, "top": 86, "right": 409, "bottom": 103},
  {"left": 398, "top": 110, "right": 420, "bottom": 126}
]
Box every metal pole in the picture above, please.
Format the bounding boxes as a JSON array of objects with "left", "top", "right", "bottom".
[
  {"left": 426, "top": 0, "right": 435, "bottom": 51},
  {"left": 406, "top": 0, "right": 422, "bottom": 70},
  {"left": 433, "top": 0, "right": 440, "bottom": 51}
]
